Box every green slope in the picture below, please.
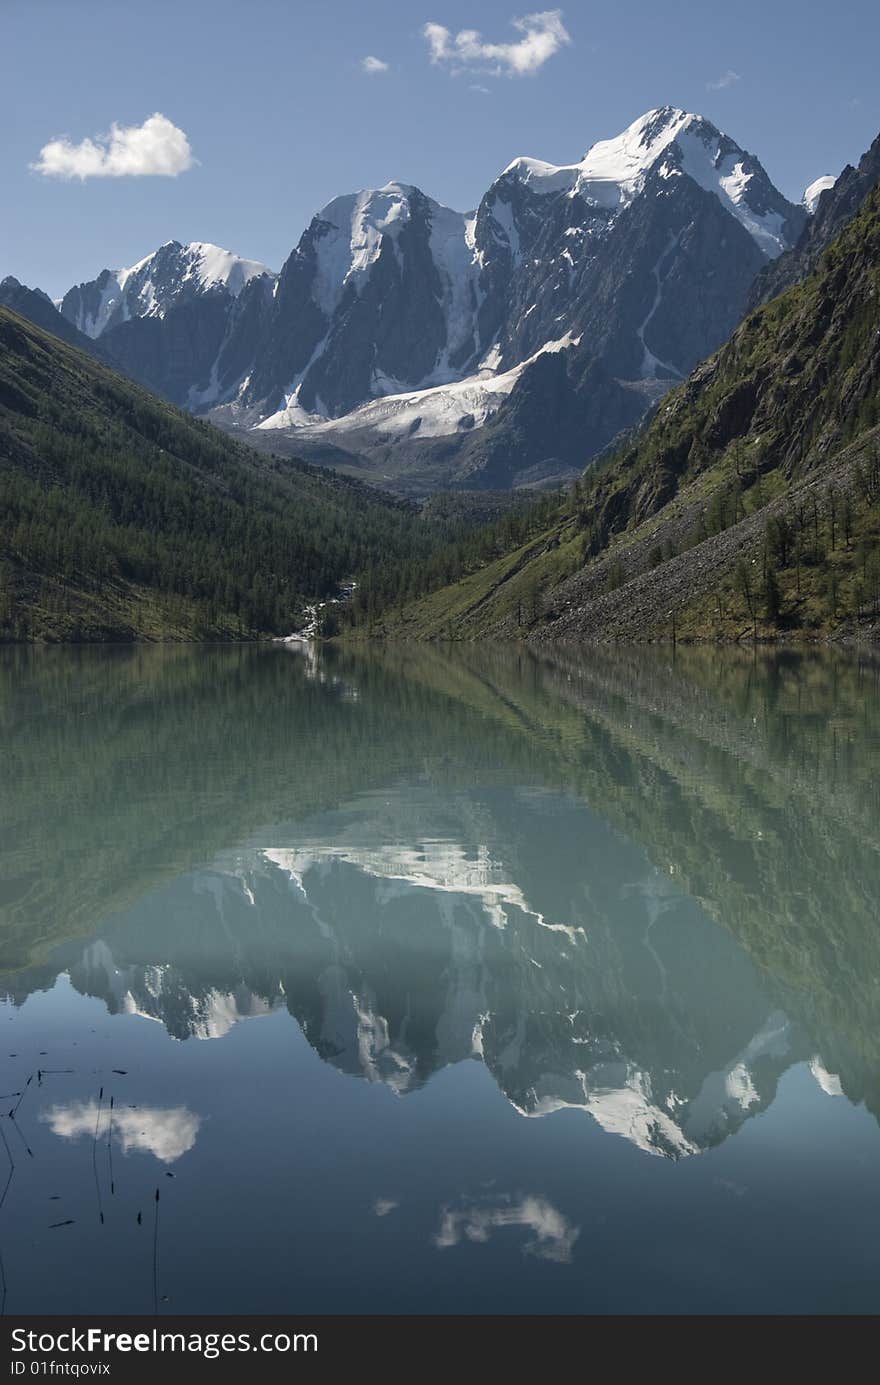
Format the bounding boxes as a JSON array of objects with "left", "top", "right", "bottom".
[
  {"left": 0, "top": 306, "right": 436, "bottom": 642},
  {"left": 369, "top": 183, "right": 880, "bottom": 643}
]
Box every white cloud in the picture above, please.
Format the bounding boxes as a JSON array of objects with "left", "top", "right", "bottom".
[
  {"left": 434, "top": 1193, "right": 580, "bottom": 1262},
  {"left": 32, "top": 112, "right": 195, "bottom": 181},
  {"left": 373, "top": 1197, "right": 400, "bottom": 1216},
  {"left": 424, "top": 10, "right": 571, "bottom": 78},
  {"left": 706, "top": 70, "right": 741, "bottom": 91},
  {"left": 42, "top": 1102, "right": 201, "bottom": 1163},
  {"left": 361, "top": 55, "right": 390, "bottom": 74}
]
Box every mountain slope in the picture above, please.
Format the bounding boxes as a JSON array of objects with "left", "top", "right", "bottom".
[
  {"left": 366, "top": 181, "right": 880, "bottom": 641},
  {"left": 0, "top": 307, "right": 433, "bottom": 641},
  {"left": 0, "top": 276, "right": 113, "bottom": 361},
  {"left": 750, "top": 129, "right": 880, "bottom": 308}
]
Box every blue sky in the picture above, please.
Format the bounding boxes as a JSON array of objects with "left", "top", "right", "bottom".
[{"left": 3, "top": 0, "right": 879, "bottom": 298}]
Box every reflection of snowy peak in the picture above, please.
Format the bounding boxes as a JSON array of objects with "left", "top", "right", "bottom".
[
  {"left": 42, "top": 782, "right": 843, "bottom": 1159},
  {"left": 71, "top": 939, "right": 280, "bottom": 1042},
  {"left": 264, "top": 840, "right": 561, "bottom": 933}
]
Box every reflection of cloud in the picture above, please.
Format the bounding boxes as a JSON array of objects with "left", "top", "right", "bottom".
[
  {"left": 42, "top": 1103, "right": 201, "bottom": 1163},
  {"left": 373, "top": 1198, "right": 400, "bottom": 1216},
  {"left": 435, "top": 1194, "right": 579, "bottom": 1262}
]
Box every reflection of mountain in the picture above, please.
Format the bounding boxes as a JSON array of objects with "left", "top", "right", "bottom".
[
  {"left": 1, "top": 642, "right": 878, "bottom": 1155},
  {"left": 8, "top": 784, "right": 828, "bottom": 1159}
]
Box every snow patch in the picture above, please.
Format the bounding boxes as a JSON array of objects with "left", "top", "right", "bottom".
[
  {"left": 803, "top": 175, "right": 835, "bottom": 215},
  {"left": 256, "top": 334, "right": 578, "bottom": 437}
]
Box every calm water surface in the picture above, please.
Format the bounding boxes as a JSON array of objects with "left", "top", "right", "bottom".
[{"left": 1, "top": 642, "right": 879, "bottom": 1314}]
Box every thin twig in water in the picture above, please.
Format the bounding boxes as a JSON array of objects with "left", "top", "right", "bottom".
[
  {"left": 106, "top": 1096, "right": 115, "bottom": 1196},
  {"left": 9, "top": 1074, "right": 33, "bottom": 1119},
  {"left": 152, "top": 1189, "right": 160, "bottom": 1316},
  {"left": 91, "top": 1088, "right": 104, "bottom": 1225},
  {"left": 0, "top": 1122, "right": 14, "bottom": 1207},
  {"left": 0, "top": 1121, "right": 12, "bottom": 1317},
  {"left": 6, "top": 1118, "right": 32, "bottom": 1160}
]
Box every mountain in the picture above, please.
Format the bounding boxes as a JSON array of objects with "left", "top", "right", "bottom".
[
  {"left": 366, "top": 178, "right": 880, "bottom": 641},
  {"left": 58, "top": 240, "right": 277, "bottom": 408},
  {"left": 750, "top": 129, "right": 880, "bottom": 307},
  {"left": 0, "top": 275, "right": 111, "bottom": 359},
  {"left": 49, "top": 108, "right": 807, "bottom": 494},
  {"left": 0, "top": 306, "right": 442, "bottom": 641}
]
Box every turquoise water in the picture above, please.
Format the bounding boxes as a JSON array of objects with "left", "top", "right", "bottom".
[{"left": 1, "top": 643, "right": 879, "bottom": 1314}]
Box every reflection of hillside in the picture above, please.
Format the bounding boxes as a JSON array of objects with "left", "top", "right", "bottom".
[
  {"left": 0, "top": 644, "right": 561, "bottom": 969},
  {"left": 371, "top": 644, "right": 880, "bottom": 1113}
]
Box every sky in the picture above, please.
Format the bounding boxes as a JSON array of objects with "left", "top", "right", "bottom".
[{"left": 3, "top": 0, "right": 879, "bottom": 299}]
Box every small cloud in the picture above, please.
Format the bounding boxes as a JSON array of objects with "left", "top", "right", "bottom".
[
  {"left": 32, "top": 112, "right": 195, "bottom": 181},
  {"left": 706, "top": 70, "right": 741, "bottom": 91},
  {"left": 469, "top": 84, "right": 491, "bottom": 95},
  {"left": 373, "top": 1197, "right": 400, "bottom": 1216},
  {"left": 361, "top": 55, "right": 390, "bottom": 75},
  {"left": 424, "top": 10, "right": 571, "bottom": 78}
]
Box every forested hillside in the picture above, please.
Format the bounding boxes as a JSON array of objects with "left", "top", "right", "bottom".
[
  {"left": 0, "top": 307, "right": 471, "bottom": 641},
  {"left": 363, "top": 182, "right": 880, "bottom": 643}
]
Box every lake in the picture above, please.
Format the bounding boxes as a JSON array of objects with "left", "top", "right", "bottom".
[{"left": 1, "top": 641, "right": 879, "bottom": 1315}]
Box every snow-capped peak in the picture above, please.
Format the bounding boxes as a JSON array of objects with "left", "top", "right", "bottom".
[
  {"left": 500, "top": 107, "right": 697, "bottom": 204},
  {"left": 60, "top": 241, "right": 274, "bottom": 338},
  {"left": 498, "top": 106, "right": 798, "bottom": 257},
  {"left": 575, "top": 105, "right": 697, "bottom": 201},
  {"left": 181, "top": 242, "right": 274, "bottom": 296},
  {"left": 308, "top": 182, "right": 478, "bottom": 345},
  {"left": 115, "top": 240, "right": 273, "bottom": 299},
  {"left": 802, "top": 175, "right": 836, "bottom": 215}
]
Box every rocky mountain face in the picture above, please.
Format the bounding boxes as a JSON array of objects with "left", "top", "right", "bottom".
[
  {"left": 750, "top": 129, "right": 880, "bottom": 307},
  {"left": 37, "top": 108, "right": 808, "bottom": 492},
  {"left": 58, "top": 240, "right": 276, "bottom": 407}
]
